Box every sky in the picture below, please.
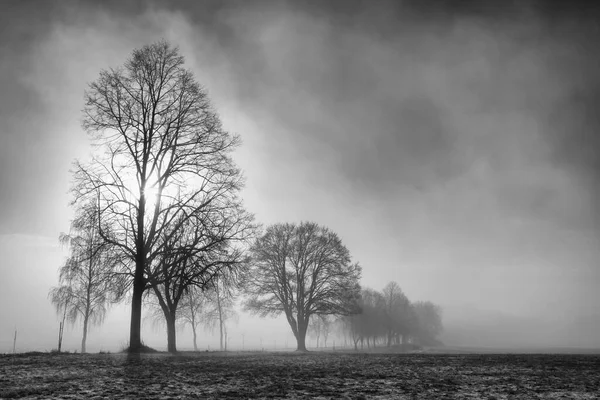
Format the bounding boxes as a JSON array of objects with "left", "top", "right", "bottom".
[{"left": 1, "top": 0, "right": 599, "bottom": 352}]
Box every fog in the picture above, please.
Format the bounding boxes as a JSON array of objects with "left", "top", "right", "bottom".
[{"left": 1, "top": 0, "right": 599, "bottom": 352}]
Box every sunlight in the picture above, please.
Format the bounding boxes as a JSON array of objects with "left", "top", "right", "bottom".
[
  {"left": 121, "top": 175, "right": 180, "bottom": 213},
  {"left": 142, "top": 183, "right": 160, "bottom": 211},
  {"left": 142, "top": 181, "right": 181, "bottom": 211}
]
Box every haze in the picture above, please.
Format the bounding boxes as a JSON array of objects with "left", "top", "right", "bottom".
[{"left": 1, "top": 0, "right": 599, "bottom": 352}]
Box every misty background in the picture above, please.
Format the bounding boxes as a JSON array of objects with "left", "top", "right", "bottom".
[{"left": 1, "top": 0, "right": 599, "bottom": 352}]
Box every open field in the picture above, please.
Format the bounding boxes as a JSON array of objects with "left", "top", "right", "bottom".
[{"left": 1, "top": 351, "right": 599, "bottom": 399}]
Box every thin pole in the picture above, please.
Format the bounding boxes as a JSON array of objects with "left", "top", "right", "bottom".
[{"left": 13, "top": 328, "right": 17, "bottom": 354}]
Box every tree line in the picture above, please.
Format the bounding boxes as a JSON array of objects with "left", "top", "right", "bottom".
[
  {"left": 49, "top": 41, "right": 442, "bottom": 353},
  {"left": 338, "top": 283, "right": 442, "bottom": 350}
]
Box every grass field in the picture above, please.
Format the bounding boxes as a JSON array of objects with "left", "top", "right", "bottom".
[{"left": 1, "top": 351, "right": 599, "bottom": 399}]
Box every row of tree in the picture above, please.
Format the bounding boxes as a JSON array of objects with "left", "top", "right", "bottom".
[
  {"left": 301, "top": 284, "right": 443, "bottom": 351},
  {"left": 338, "top": 283, "right": 442, "bottom": 349},
  {"left": 48, "top": 41, "right": 440, "bottom": 354}
]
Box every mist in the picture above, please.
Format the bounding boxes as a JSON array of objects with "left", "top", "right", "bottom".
[{"left": 1, "top": 0, "right": 599, "bottom": 352}]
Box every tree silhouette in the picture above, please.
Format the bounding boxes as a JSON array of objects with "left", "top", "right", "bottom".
[
  {"left": 147, "top": 204, "right": 252, "bottom": 352},
  {"left": 245, "top": 222, "right": 361, "bottom": 351},
  {"left": 177, "top": 287, "right": 205, "bottom": 351},
  {"left": 336, "top": 283, "right": 443, "bottom": 350},
  {"left": 381, "top": 281, "right": 412, "bottom": 346},
  {"left": 49, "top": 201, "right": 123, "bottom": 353},
  {"left": 71, "top": 41, "right": 244, "bottom": 352}
]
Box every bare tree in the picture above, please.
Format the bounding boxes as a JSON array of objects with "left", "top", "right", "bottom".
[
  {"left": 195, "top": 275, "right": 239, "bottom": 351},
  {"left": 146, "top": 272, "right": 240, "bottom": 352},
  {"left": 320, "top": 315, "right": 332, "bottom": 348},
  {"left": 308, "top": 314, "right": 323, "bottom": 348},
  {"left": 413, "top": 301, "right": 443, "bottom": 346},
  {"left": 148, "top": 203, "right": 252, "bottom": 352},
  {"left": 381, "top": 282, "right": 412, "bottom": 346},
  {"left": 338, "top": 288, "right": 385, "bottom": 350},
  {"left": 49, "top": 201, "right": 123, "bottom": 353},
  {"left": 72, "top": 41, "right": 244, "bottom": 352},
  {"left": 245, "top": 222, "right": 361, "bottom": 351},
  {"left": 178, "top": 287, "right": 206, "bottom": 351},
  {"left": 308, "top": 315, "right": 332, "bottom": 349}
]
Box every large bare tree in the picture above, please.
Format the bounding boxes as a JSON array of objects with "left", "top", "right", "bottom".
[
  {"left": 49, "top": 201, "right": 123, "bottom": 353},
  {"left": 245, "top": 222, "right": 361, "bottom": 351},
  {"left": 72, "top": 41, "right": 243, "bottom": 352}
]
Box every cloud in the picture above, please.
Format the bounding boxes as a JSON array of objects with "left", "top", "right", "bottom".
[{"left": 0, "top": 0, "right": 599, "bottom": 350}]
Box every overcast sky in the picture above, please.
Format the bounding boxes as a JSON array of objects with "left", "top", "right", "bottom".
[{"left": 1, "top": 0, "right": 599, "bottom": 352}]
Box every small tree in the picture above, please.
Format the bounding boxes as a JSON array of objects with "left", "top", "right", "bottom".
[
  {"left": 49, "top": 201, "right": 123, "bottom": 353},
  {"left": 321, "top": 315, "right": 332, "bottom": 348},
  {"left": 308, "top": 315, "right": 323, "bottom": 348},
  {"left": 245, "top": 222, "right": 361, "bottom": 351},
  {"left": 197, "top": 275, "right": 240, "bottom": 351},
  {"left": 178, "top": 287, "right": 206, "bottom": 351}
]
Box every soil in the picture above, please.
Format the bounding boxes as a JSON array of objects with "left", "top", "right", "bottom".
[{"left": 1, "top": 351, "right": 599, "bottom": 399}]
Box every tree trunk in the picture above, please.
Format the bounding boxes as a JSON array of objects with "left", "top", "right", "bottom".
[
  {"left": 81, "top": 314, "right": 89, "bottom": 353},
  {"left": 129, "top": 196, "right": 146, "bottom": 353},
  {"left": 58, "top": 322, "right": 63, "bottom": 353},
  {"left": 295, "top": 320, "right": 308, "bottom": 351},
  {"left": 216, "top": 280, "right": 225, "bottom": 351},
  {"left": 296, "top": 333, "right": 307, "bottom": 351},
  {"left": 192, "top": 324, "right": 198, "bottom": 352},
  {"left": 129, "top": 272, "right": 144, "bottom": 352},
  {"left": 219, "top": 322, "right": 224, "bottom": 351},
  {"left": 166, "top": 312, "right": 177, "bottom": 353}
]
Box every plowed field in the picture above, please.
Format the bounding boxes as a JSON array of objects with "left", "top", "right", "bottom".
[{"left": 1, "top": 352, "right": 599, "bottom": 399}]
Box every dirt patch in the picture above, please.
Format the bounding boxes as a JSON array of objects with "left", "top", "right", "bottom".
[{"left": 1, "top": 351, "right": 599, "bottom": 399}]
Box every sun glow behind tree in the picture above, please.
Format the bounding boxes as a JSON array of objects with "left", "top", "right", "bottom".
[{"left": 71, "top": 41, "right": 251, "bottom": 352}]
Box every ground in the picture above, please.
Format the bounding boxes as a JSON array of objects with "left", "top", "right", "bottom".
[{"left": 1, "top": 351, "right": 599, "bottom": 399}]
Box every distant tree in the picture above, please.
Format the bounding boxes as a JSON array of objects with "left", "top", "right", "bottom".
[
  {"left": 413, "top": 301, "right": 443, "bottom": 346},
  {"left": 339, "top": 288, "right": 386, "bottom": 350},
  {"left": 320, "top": 315, "right": 332, "bottom": 348},
  {"left": 381, "top": 282, "right": 412, "bottom": 346},
  {"left": 182, "top": 274, "right": 240, "bottom": 351},
  {"left": 209, "top": 276, "right": 240, "bottom": 351},
  {"left": 361, "top": 288, "right": 387, "bottom": 348},
  {"left": 342, "top": 314, "right": 364, "bottom": 350},
  {"left": 308, "top": 315, "right": 332, "bottom": 348},
  {"left": 308, "top": 315, "right": 323, "bottom": 348},
  {"left": 178, "top": 287, "right": 206, "bottom": 351},
  {"left": 245, "top": 222, "right": 361, "bottom": 351},
  {"left": 72, "top": 41, "right": 246, "bottom": 352},
  {"left": 49, "top": 201, "right": 123, "bottom": 353}
]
